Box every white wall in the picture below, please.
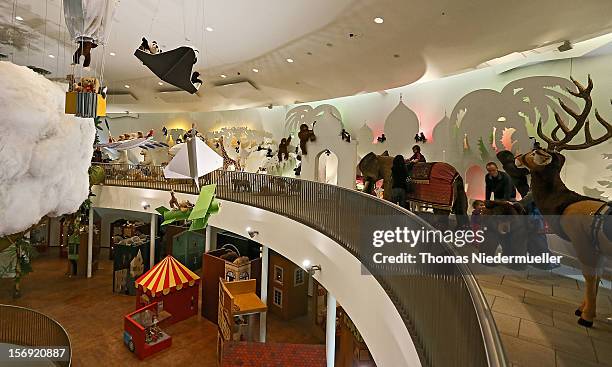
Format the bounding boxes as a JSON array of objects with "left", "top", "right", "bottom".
[{"left": 90, "top": 185, "right": 421, "bottom": 367}]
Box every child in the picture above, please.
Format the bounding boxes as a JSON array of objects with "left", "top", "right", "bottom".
[{"left": 471, "top": 200, "right": 485, "bottom": 231}]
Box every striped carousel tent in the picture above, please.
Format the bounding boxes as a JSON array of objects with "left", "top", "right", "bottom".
[{"left": 135, "top": 255, "right": 200, "bottom": 297}]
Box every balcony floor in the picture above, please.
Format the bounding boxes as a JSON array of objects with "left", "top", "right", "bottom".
[{"left": 475, "top": 267, "right": 612, "bottom": 367}]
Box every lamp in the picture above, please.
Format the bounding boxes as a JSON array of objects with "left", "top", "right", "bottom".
[
  {"left": 246, "top": 227, "right": 259, "bottom": 238},
  {"left": 141, "top": 201, "right": 150, "bottom": 210},
  {"left": 302, "top": 259, "right": 321, "bottom": 275}
]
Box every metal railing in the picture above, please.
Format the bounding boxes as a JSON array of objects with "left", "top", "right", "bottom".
[
  {"left": 97, "top": 163, "right": 506, "bottom": 367},
  {"left": 0, "top": 305, "right": 71, "bottom": 367}
]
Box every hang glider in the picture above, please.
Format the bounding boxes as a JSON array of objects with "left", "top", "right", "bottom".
[
  {"left": 164, "top": 137, "right": 223, "bottom": 187},
  {"left": 96, "top": 137, "right": 168, "bottom": 151},
  {"left": 134, "top": 47, "right": 199, "bottom": 94},
  {"left": 155, "top": 184, "right": 220, "bottom": 231}
]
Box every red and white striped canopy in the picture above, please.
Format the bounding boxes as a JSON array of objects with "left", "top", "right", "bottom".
[{"left": 136, "top": 256, "right": 200, "bottom": 297}]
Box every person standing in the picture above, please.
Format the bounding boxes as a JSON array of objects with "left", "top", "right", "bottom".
[
  {"left": 391, "top": 155, "right": 409, "bottom": 209},
  {"left": 485, "top": 162, "right": 516, "bottom": 200}
]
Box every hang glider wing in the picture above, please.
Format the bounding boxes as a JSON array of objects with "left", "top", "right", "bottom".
[{"left": 134, "top": 47, "right": 198, "bottom": 94}]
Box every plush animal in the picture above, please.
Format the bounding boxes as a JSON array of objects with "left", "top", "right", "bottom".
[
  {"left": 219, "top": 251, "right": 239, "bottom": 262},
  {"left": 377, "top": 134, "right": 386, "bottom": 143},
  {"left": 191, "top": 72, "right": 203, "bottom": 88},
  {"left": 340, "top": 129, "right": 351, "bottom": 142},
  {"left": 297, "top": 124, "right": 316, "bottom": 155},
  {"left": 72, "top": 40, "right": 98, "bottom": 67},
  {"left": 139, "top": 37, "right": 150, "bottom": 52},
  {"left": 277, "top": 136, "right": 292, "bottom": 161},
  {"left": 80, "top": 77, "right": 99, "bottom": 93},
  {"left": 149, "top": 41, "right": 160, "bottom": 54}
]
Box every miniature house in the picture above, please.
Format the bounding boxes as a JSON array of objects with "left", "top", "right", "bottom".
[
  {"left": 135, "top": 255, "right": 200, "bottom": 325},
  {"left": 268, "top": 251, "right": 308, "bottom": 320}
]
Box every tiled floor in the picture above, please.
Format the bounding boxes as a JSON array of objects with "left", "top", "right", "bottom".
[
  {"left": 0, "top": 248, "right": 324, "bottom": 367},
  {"left": 475, "top": 267, "right": 612, "bottom": 367}
]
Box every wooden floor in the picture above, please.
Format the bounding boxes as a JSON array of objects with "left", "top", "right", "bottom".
[
  {"left": 0, "top": 248, "right": 324, "bottom": 367},
  {"left": 475, "top": 266, "right": 612, "bottom": 367}
]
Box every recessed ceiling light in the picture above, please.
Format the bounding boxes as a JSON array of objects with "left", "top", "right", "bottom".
[
  {"left": 124, "top": 84, "right": 130, "bottom": 88},
  {"left": 252, "top": 68, "right": 259, "bottom": 73},
  {"left": 48, "top": 54, "right": 55, "bottom": 58},
  {"left": 15, "top": 16, "right": 23, "bottom": 21},
  {"left": 286, "top": 58, "right": 294, "bottom": 63},
  {"left": 205, "top": 26, "right": 214, "bottom": 32},
  {"left": 374, "top": 17, "right": 384, "bottom": 24},
  {"left": 109, "top": 52, "right": 116, "bottom": 56},
  {"left": 158, "top": 82, "right": 163, "bottom": 86},
  {"left": 220, "top": 74, "right": 227, "bottom": 78}
]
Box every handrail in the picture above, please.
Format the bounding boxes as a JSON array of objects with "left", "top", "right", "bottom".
[
  {"left": 97, "top": 163, "right": 507, "bottom": 367},
  {"left": 0, "top": 304, "right": 72, "bottom": 367}
]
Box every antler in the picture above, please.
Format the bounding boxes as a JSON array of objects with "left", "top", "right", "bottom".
[{"left": 537, "top": 76, "right": 612, "bottom": 151}]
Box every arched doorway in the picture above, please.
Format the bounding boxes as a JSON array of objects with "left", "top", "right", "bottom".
[
  {"left": 465, "top": 165, "right": 486, "bottom": 200},
  {"left": 315, "top": 149, "right": 339, "bottom": 185}
]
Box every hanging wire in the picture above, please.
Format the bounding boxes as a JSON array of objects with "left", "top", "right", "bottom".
[
  {"left": 11, "top": 0, "right": 17, "bottom": 63},
  {"left": 569, "top": 57, "right": 573, "bottom": 79},
  {"left": 43, "top": 0, "right": 48, "bottom": 69},
  {"left": 57, "top": 1, "right": 61, "bottom": 75}
]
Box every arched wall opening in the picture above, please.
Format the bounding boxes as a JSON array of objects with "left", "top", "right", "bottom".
[{"left": 315, "top": 149, "right": 339, "bottom": 185}]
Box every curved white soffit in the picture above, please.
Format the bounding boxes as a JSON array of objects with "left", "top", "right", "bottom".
[{"left": 91, "top": 185, "right": 420, "bottom": 367}]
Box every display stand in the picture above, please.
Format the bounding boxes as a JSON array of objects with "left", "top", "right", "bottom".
[
  {"left": 109, "top": 220, "right": 150, "bottom": 260},
  {"left": 124, "top": 301, "right": 172, "bottom": 360},
  {"left": 112, "top": 239, "right": 160, "bottom": 295},
  {"left": 217, "top": 279, "right": 267, "bottom": 365},
  {"left": 68, "top": 228, "right": 100, "bottom": 277}
]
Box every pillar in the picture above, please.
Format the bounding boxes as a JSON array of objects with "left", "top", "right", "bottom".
[
  {"left": 259, "top": 245, "right": 269, "bottom": 342},
  {"left": 326, "top": 293, "right": 337, "bottom": 367},
  {"left": 87, "top": 207, "right": 94, "bottom": 278},
  {"left": 205, "top": 225, "right": 212, "bottom": 253},
  {"left": 150, "top": 213, "right": 157, "bottom": 268}
]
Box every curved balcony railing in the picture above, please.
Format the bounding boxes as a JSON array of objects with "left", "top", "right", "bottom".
[
  {"left": 97, "top": 163, "right": 506, "bottom": 367},
  {"left": 0, "top": 305, "right": 71, "bottom": 367}
]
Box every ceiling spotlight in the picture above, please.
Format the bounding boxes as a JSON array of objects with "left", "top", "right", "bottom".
[
  {"left": 220, "top": 74, "right": 227, "bottom": 78},
  {"left": 158, "top": 82, "right": 164, "bottom": 86},
  {"left": 124, "top": 84, "right": 130, "bottom": 88},
  {"left": 109, "top": 52, "right": 116, "bottom": 56},
  {"left": 374, "top": 17, "right": 384, "bottom": 24},
  {"left": 48, "top": 54, "right": 55, "bottom": 58},
  {"left": 15, "top": 16, "right": 23, "bottom": 21},
  {"left": 252, "top": 68, "right": 259, "bottom": 73},
  {"left": 286, "top": 58, "right": 294, "bottom": 63},
  {"left": 205, "top": 26, "right": 214, "bottom": 32}
]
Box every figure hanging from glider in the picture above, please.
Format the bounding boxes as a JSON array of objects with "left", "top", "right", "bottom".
[{"left": 135, "top": 39, "right": 201, "bottom": 94}]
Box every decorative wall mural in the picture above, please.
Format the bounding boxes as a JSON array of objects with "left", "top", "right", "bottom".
[
  {"left": 449, "top": 76, "right": 579, "bottom": 155},
  {"left": 284, "top": 104, "right": 342, "bottom": 136}
]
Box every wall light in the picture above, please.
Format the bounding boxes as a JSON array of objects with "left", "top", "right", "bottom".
[
  {"left": 141, "top": 201, "right": 150, "bottom": 210},
  {"left": 302, "top": 260, "right": 321, "bottom": 275}
]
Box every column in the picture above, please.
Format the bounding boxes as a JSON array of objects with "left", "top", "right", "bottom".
[
  {"left": 150, "top": 213, "right": 157, "bottom": 268},
  {"left": 326, "top": 293, "right": 337, "bottom": 367},
  {"left": 205, "top": 225, "right": 212, "bottom": 253},
  {"left": 259, "top": 245, "right": 269, "bottom": 342},
  {"left": 87, "top": 207, "right": 94, "bottom": 278}
]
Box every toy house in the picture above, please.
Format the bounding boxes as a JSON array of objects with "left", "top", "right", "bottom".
[{"left": 268, "top": 251, "right": 308, "bottom": 320}]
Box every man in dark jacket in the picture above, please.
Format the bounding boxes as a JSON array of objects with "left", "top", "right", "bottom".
[{"left": 485, "top": 162, "right": 516, "bottom": 200}]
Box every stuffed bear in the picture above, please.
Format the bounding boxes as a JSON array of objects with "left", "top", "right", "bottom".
[
  {"left": 80, "top": 77, "right": 99, "bottom": 93},
  {"left": 72, "top": 40, "right": 98, "bottom": 68},
  {"left": 277, "top": 136, "right": 292, "bottom": 161},
  {"left": 298, "top": 124, "right": 316, "bottom": 155}
]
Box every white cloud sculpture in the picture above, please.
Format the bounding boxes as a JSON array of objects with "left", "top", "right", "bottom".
[{"left": 0, "top": 62, "right": 95, "bottom": 236}]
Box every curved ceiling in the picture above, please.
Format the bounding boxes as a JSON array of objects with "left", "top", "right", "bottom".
[{"left": 2, "top": 0, "right": 612, "bottom": 113}]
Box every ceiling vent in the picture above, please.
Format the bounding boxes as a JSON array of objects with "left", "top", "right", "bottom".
[
  {"left": 212, "top": 78, "right": 261, "bottom": 99},
  {"left": 106, "top": 91, "right": 138, "bottom": 104}
]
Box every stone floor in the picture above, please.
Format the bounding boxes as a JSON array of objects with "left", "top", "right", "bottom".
[
  {"left": 475, "top": 266, "right": 612, "bottom": 367},
  {"left": 0, "top": 248, "right": 324, "bottom": 367}
]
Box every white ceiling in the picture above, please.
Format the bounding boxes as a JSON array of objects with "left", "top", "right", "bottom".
[{"left": 2, "top": 0, "right": 612, "bottom": 113}]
